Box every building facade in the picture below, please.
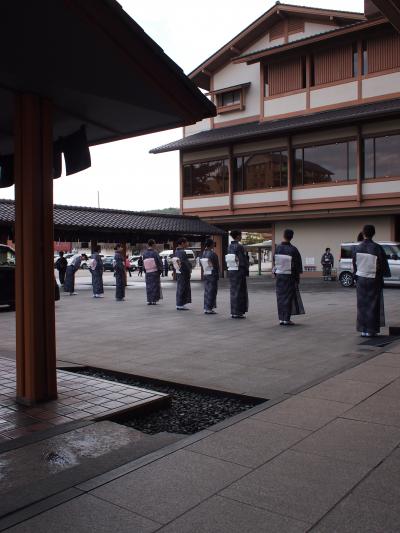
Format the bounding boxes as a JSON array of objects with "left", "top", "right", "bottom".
[{"left": 152, "top": 2, "right": 400, "bottom": 270}]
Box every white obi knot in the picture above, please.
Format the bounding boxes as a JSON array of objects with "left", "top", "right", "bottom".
[
  {"left": 200, "top": 257, "right": 213, "bottom": 275},
  {"left": 172, "top": 256, "right": 181, "bottom": 274},
  {"left": 225, "top": 253, "right": 238, "bottom": 271},
  {"left": 143, "top": 257, "right": 157, "bottom": 273},
  {"left": 356, "top": 252, "right": 377, "bottom": 278},
  {"left": 274, "top": 254, "right": 292, "bottom": 275}
]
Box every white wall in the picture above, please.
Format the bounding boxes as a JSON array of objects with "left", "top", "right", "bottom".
[
  {"left": 264, "top": 92, "right": 307, "bottom": 117},
  {"left": 213, "top": 61, "right": 260, "bottom": 123},
  {"left": 274, "top": 216, "right": 392, "bottom": 271},
  {"left": 183, "top": 196, "right": 229, "bottom": 209},
  {"left": 292, "top": 184, "right": 357, "bottom": 201},
  {"left": 310, "top": 82, "right": 358, "bottom": 108},
  {"left": 234, "top": 190, "right": 288, "bottom": 206},
  {"left": 303, "top": 21, "right": 337, "bottom": 38},
  {"left": 184, "top": 118, "right": 212, "bottom": 137},
  {"left": 363, "top": 180, "right": 400, "bottom": 195},
  {"left": 362, "top": 72, "right": 400, "bottom": 99}
]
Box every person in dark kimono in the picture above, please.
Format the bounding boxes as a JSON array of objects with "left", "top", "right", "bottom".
[
  {"left": 162, "top": 256, "right": 169, "bottom": 277},
  {"left": 200, "top": 238, "right": 219, "bottom": 314},
  {"left": 353, "top": 224, "right": 390, "bottom": 337},
  {"left": 55, "top": 251, "right": 67, "bottom": 285},
  {"left": 143, "top": 239, "right": 163, "bottom": 305},
  {"left": 173, "top": 237, "right": 192, "bottom": 310},
  {"left": 63, "top": 253, "right": 88, "bottom": 295},
  {"left": 274, "top": 229, "right": 304, "bottom": 325},
  {"left": 321, "top": 247, "right": 334, "bottom": 280},
  {"left": 114, "top": 244, "right": 126, "bottom": 301},
  {"left": 90, "top": 245, "right": 104, "bottom": 298},
  {"left": 226, "top": 230, "right": 249, "bottom": 319}
]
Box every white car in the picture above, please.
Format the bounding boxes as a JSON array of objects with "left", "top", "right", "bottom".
[
  {"left": 159, "top": 249, "right": 197, "bottom": 268},
  {"left": 338, "top": 241, "right": 400, "bottom": 287}
]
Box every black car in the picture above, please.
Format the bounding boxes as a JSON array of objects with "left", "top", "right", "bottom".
[
  {"left": 1, "top": 245, "right": 60, "bottom": 309},
  {"left": 103, "top": 256, "right": 115, "bottom": 272},
  {"left": 0, "top": 245, "right": 16, "bottom": 308}
]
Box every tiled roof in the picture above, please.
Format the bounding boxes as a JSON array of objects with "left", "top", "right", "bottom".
[
  {"left": 236, "top": 21, "right": 367, "bottom": 61},
  {"left": 0, "top": 200, "right": 224, "bottom": 236},
  {"left": 150, "top": 98, "right": 400, "bottom": 154}
]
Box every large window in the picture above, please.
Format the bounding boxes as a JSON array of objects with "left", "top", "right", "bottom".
[
  {"left": 233, "top": 151, "right": 288, "bottom": 191},
  {"left": 294, "top": 141, "right": 357, "bottom": 186},
  {"left": 183, "top": 159, "right": 229, "bottom": 196},
  {"left": 364, "top": 134, "right": 400, "bottom": 179}
]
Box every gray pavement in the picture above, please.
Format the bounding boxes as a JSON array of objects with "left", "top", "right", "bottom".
[
  {"left": 1, "top": 342, "right": 400, "bottom": 532},
  {"left": 2, "top": 271, "right": 399, "bottom": 400}
]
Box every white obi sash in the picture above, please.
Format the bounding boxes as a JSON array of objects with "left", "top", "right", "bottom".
[
  {"left": 274, "top": 254, "right": 292, "bottom": 275},
  {"left": 172, "top": 256, "right": 181, "bottom": 274},
  {"left": 144, "top": 257, "right": 157, "bottom": 273},
  {"left": 225, "top": 253, "right": 238, "bottom": 271},
  {"left": 356, "top": 252, "right": 377, "bottom": 278},
  {"left": 200, "top": 257, "right": 213, "bottom": 275}
]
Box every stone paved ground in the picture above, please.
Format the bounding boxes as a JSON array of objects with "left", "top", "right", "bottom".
[
  {"left": 1, "top": 275, "right": 400, "bottom": 531},
  {"left": 1, "top": 342, "right": 399, "bottom": 532},
  {"left": 1, "top": 273, "right": 398, "bottom": 399}
]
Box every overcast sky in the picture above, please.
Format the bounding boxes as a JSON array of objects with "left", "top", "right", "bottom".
[{"left": 1, "top": 0, "right": 364, "bottom": 210}]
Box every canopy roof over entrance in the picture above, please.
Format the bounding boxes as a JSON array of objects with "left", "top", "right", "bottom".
[
  {"left": 0, "top": 199, "right": 225, "bottom": 242},
  {"left": 0, "top": 0, "right": 216, "bottom": 155}
]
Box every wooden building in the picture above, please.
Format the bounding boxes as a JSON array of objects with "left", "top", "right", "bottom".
[{"left": 151, "top": 1, "right": 400, "bottom": 271}]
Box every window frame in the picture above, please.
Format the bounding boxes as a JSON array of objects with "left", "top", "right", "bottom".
[
  {"left": 213, "top": 85, "right": 250, "bottom": 114},
  {"left": 293, "top": 139, "right": 358, "bottom": 187},
  {"left": 183, "top": 158, "right": 229, "bottom": 197},
  {"left": 233, "top": 149, "right": 289, "bottom": 192},
  {"left": 363, "top": 131, "right": 400, "bottom": 180}
]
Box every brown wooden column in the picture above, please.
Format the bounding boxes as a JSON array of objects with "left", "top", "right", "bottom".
[
  {"left": 14, "top": 94, "right": 57, "bottom": 404},
  {"left": 228, "top": 145, "right": 234, "bottom": 213},
  {"left": 212, "top": 235, "right": 223, "bottom": 276},
  {"left": 356, "top": 124, "right": 363, "bottom": 204},
  {"left": 287, "top": 136, "right": 293, "bottom": 208}
]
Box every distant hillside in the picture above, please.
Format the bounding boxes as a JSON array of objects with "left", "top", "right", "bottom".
[{"left": 144, "top": 207, "right": 180, "bottom": 215}]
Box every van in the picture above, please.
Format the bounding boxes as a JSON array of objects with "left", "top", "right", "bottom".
[
  {"left": 159, "top": 249, "right": 196, "bottom": 268},
  {"left": 338, "top": 241, "right": 400, "bottom": 287}
]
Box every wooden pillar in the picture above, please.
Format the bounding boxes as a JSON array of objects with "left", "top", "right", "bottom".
[
  {"left": 287, "top": 136, "right": 293, "bottom": 208},
  {"left": 228, "top": 145, "right": 234, "bottom": 212},
  {"left": 90, "top": 239, "right": 98, "bottom": 254},
  {"left": 356, "top": 124, "right": 363, "bottom": 204},
  {"left": 14, "top": 94, "right": 57, "bottom": 404}
]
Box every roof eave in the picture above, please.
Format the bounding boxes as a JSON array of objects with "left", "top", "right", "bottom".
[{"left": 234, "top": 18, "right": 386, "bottom": 65}]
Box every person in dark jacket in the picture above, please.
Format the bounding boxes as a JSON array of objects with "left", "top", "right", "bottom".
[
  {"left": 114, "top": 244, "right": 126, "bottom": 301},
  {"left": 143, "top": 239, "right": 163, "bottom": 305},
  {"left": 353, "top": 224, "right": 391, "bottom": 337},
  {"left": 55, "top": 251, "right": 68, "bottom": 285},
  {"left": 274, "top": 229, "right": 304, "bottom": 325},
  {"left": 321, "top": 247, "right": 334, "bottom": 280},
  {"left": 226, "top": 230, "right": 249, "bottom": 319}
]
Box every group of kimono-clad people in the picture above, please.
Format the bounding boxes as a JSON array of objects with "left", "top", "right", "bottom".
[
  {"left": 201, "top": 225, "right": 390, "bottom": 336},
  {"left": 61, "top": 223, "right": 390, "bottom": 336},
  {"left": 62, "top": 241, "right": 163, "bottom": 303}
]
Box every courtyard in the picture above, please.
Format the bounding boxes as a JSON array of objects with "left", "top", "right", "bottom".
[{"left": 1, "top": 273, "right": 397, "bottom": 400}]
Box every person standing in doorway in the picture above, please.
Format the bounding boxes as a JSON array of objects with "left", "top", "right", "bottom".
[
  {"left": 321, "top": 247, "right": 334, "bottom": 280},
  {"left": 63, "top": 253, "right": 88, "bottom": 295},
  {"left": 200, "top": 238, "right": 219, "bottom": 314},
  {"left": 226, "top": 230, "right": 249, "bottom": 319},
  {"left": 173, "top": 237, "right": 192, "bottom": 310},
  {"left": 114, "top": 244, "right": 126, "bottom": 301},
  {"left": 353, "top": 224, "right": 390, "bottom": 337},
  {"left": 274, "top": 229, "right": 304, "bottom": 326},
  {"left": 90, "top": 245, "right": 104, "bottom": 298},
  {"left": 55, "top": 251, "right": 67, "bottom": 285},
  {"left": 143, "top": 239, "right": 163, "bottom": 305}
]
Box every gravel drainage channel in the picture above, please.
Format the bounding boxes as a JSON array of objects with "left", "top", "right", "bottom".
[{"left": 67, "top": 367, "right": 266, "bottom": 435}]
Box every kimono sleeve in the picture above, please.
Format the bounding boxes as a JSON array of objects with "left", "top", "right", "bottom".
[
  {"left": 378, "top": 244, "right": 391, "bottom": 278},
  {"left": 293, "top": 247, "right": 303, "bottom": 279}
]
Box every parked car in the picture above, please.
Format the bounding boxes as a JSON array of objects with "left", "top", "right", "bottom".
[
  {"left": 103, "top": 256, "right": 115, "bottom": 272},
  {"left": 338, "top": 241, "right": 400, "bottom": 287},
  {"left": 159, "top": 249, "right": 197, "bottom": 269}
]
